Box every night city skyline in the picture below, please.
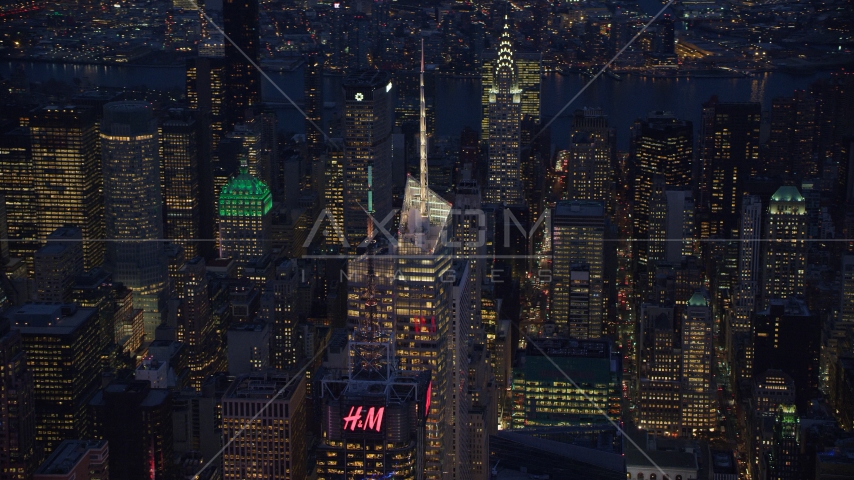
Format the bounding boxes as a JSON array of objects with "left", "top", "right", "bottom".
[{"left": 1, "top": 1, "right": 854, "bottom": 480}]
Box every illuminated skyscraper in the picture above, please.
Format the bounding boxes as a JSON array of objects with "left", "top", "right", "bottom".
[
  {"left": 394, "top": 58, "right": 456, "bottom": 478},
  {"left": 481, "top": 47, "right": 540, "bottom": 140},
  {"left": 318, "top": 196, "right": 430, "bottom": 479},
  {"left": 0, "top": 318, "right": 37, "bottom": 480},
  {"left": 218, "top": 163, "right": 273, "bottom": 266},
  {"left": 761, "top": 186, "right": 807, "bottom": 306},
  {"left": 564, "top": 109, "right": 614, "bottom": 207},
  {"left": 699, "top": 99, "right": 761, "bottom": 238},
  {"left": 160, "top": 109, "right": 202, "bottom": 260},
  {"left": 766, "top": 405, "right": 803, "bottom": 479},
  {"left": 729, "top": 195, "right": 762, "bottom": 380},
  {"left": 637, "top": 305, "right": 681, "bottom": 436},
  {"left": 511, "top": 338, "right": 621, "bottom": 428},
  {"left": 630, "top": 112, "right": 692, "bottom": 264},
  {"left": 5, "top": 304, "right": 100, "bottom": 455},
  {"left": 101, "top": 102, "right": 169, "bottom": 338},
  {"left": 486, "top": 21, "right": 523, "bottom": 206},
  {"left": 176, "top": 257, "right": 222, "bottom": 389},
  {"left": 222, "top": 0, "right": 260, "bottom": 125},
  {"left": 551, "top": 200, "right": 605, "bottom": 339},
  {"left": 322, "top": 149, "right": 346, "bottom": 248},
  {"left": 680, "top": 292, "right": 716, "bottom": 437},
  {"left": 31, "top": 106, "right": 104, "bottom": 270},
  {"left": 305, "top": 51, "right": 324, "bottom": 165},
  {"left": 0, "top": 127, "right": 38, "bottom": 266},
  {"left": 342, "top": 71, "right": 393, "bottom": 246},
  {"left": 222, "top": 373, "right": 306, "bottom": 480},
  {"left": 842, "top": 255, "right": 854, "bottom": 325}
]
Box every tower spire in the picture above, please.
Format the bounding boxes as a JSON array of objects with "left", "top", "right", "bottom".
[{"left": 419, "top": 38, "right": 429, "bottom": 218}]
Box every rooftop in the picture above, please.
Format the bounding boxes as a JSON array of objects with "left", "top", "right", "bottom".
[
  {"left": 5, "top": 303, "right": 95, "bottom": 335},
  {"left": 770, "top": 185, "right": 805, "bottom": 203},
  {"left": 34, "top": 439, "right": 107, "bottom": 475}
]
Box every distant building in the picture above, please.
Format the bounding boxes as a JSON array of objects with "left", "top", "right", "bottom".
[
  {"left": 699, "top": 99, "right": 761, "bottom": 238},
  {"left": 763, "top": 405, "right": 803, "bottom": 479},
  {"left": 680, "top": 291, "right": 716, "bottom": 437},
  {"left": 512, "top": 337, "right": 620, "bottom": 428},
  {"left": 222, "top": 0, "right": 260, "bottom": 125},
  {"left": 89, "top": 380, "right": 173, "bottom": 480},
  {"left": 0, "top": 318, "right": 37, "bottom": 480},
  {"left": 630, "top": 111, "right": 693, "bottom": 266},
  {"left": 218, "top": 163, "right": 273, "bottom": 267},
  {"left": 485, "top": 21, "right": 523, "bottom": 206},
  {"left": 4, "top": 303, "right": 100, "bottom": 454},
  {"left": 34, "top": 228, "right": 84, "bottom": 303},
  {"left": 226, "top": 322, "right": 269, "bottom": 375},
  {"left": 160, "top": 108, "right": 202, "bottom": 260},
  {"left": 752, "top": 297, "right": 820, "bottom": 411},
  {"left": 0, "top": 127, "right": 37, "bottom": 266},
  {"left": 33, "top": 439, "right": 108, "bottom": 480},
  {"left": 342, "top": 70, "right": 393, "bottom": 246},
  {"left": 761, "top": 186, "right": 807, "bottom": 306},
  {"left": 101, "top": 101, "right": 169, "bottom": 338},
  {"left": 491, "top": 427, "right": 625, "bottom": 479},
  {"left": 221, "top": 372, "right": 306, "bottom": 480},
  {"left": 31, "top": 106, "right": 104, "bottom": 269},
  {"left": 551, "top": 200, "right": 605, "bottom": 338}
]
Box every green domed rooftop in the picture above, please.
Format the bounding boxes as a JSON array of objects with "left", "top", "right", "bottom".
[
  {"left": 218, "top": 168, "right": 273, "bottom": 217},
  {"left": 770, "top": 186, "right": 804, "bottom": 203},
  {"left": 687, "top": 291, "right": 708, "bottom": 307}
]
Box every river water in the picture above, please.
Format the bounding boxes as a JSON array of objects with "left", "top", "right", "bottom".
[{"left": 0, "top": 60, "right": 832, "bottom": 150}]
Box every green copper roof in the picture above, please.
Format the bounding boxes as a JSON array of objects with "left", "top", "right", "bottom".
[
  {"left": 687, "top": 292, "right": 708, "bottom": 307},
  {"left": 770, "top": 186, "right": 805, "bottom": 203},
  {"left": 218, "top": 169, "right": 273, "bottom": 217}
]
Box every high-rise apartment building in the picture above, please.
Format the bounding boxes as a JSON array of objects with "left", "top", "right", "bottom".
[
  {"left": 31, "top": 106, "right": 104, "bottom": 270},
  {"left": 511, "top": 338, "right": 621, "bottom": 428},
  {"left": 4, "top": 304, "right": 100, "bottom": 454},
  {"left": 342, "top": 71, "right": 393, "bottom": 246},
  {"left": 551, "top": 200, "right": 605, "bottom": 339},
  {"left": 699, "top": 99, "right": 761, "bottom": 238},
  {"left": 34, "top": 227, "right": 84, "bottom": 303},
  {"left": 101, "top": 102, "right": 169, "bottom": 338},
  {"left": 160, "top": 109, "right": 202, "bottom": 260},
  {"left": 221, "top": 373, "right": 306, "bottom": 480},
  {"left": 0, "top": 318, "right": 37, "bottom": 480},
  {"left": 761, "top": 186, "right": 807, "bottom": 305},
  {"left": 218, "top": 164, "right": 273, "bottom": 266},
  {"left": 485, "top": 22, "right": 523, "bottom": 206},
  {"left": 0, "top": 127, "right": 38, "bottom": 266},
  {"left": 680, "top": 292, "right": 716, "bottom": 437},
  {"left": 222, "top": 0, "right": 260, "bottom": 125}
]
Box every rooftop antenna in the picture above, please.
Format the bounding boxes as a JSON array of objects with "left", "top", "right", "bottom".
[{"left": 419, "top": 38, "right": 429, "bottom": 220}]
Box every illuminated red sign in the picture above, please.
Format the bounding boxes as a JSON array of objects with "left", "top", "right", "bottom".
[
  {"left": 413, "top": 316, "right": 437, "bottom": 334},
  {"left": 342, "top": 406, "right": 384, "bottom": 432},
  {"left": 425, "top": 381, "right": 431, "bottom": 418}
]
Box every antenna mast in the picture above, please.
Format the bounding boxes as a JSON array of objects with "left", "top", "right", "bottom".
[{"left": 419, "top": 38, "right": 429, "bottom": 218}]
